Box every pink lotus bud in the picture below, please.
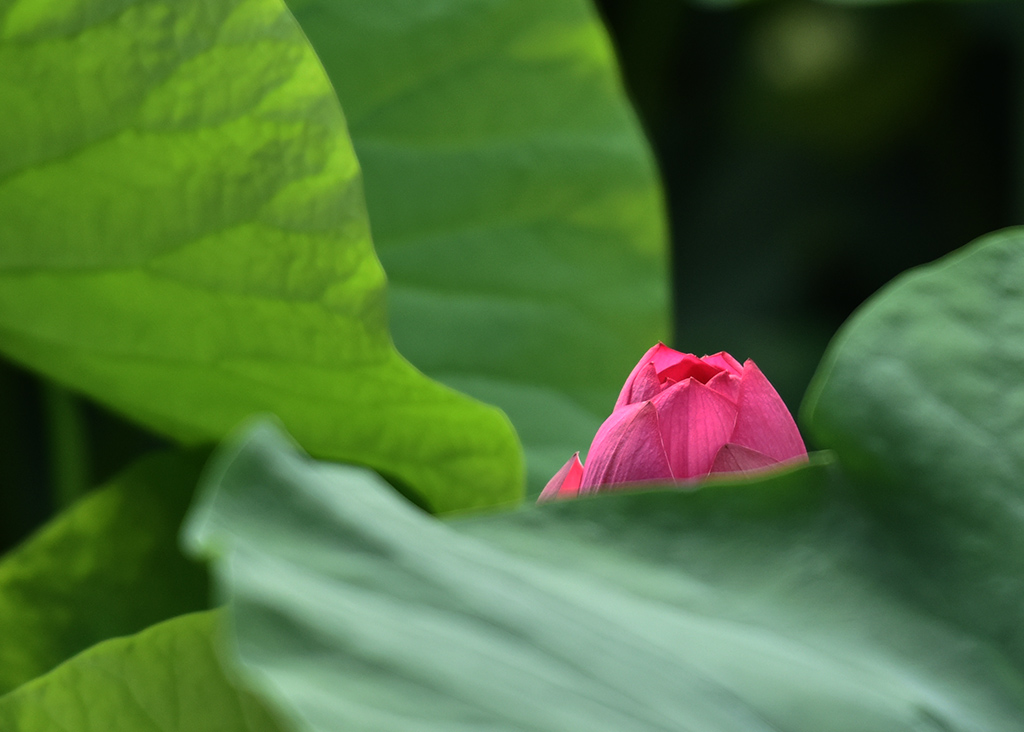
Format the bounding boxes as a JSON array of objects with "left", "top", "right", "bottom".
[{"left": 540, "top": 344, "right": 808, "bottom": 501}]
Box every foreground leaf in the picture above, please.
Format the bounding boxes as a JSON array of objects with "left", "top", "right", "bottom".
[
  {"left": 803, "top": 226, "right": 1024, "bottom": 665},
  {"left": 0, "top": 448, "right": 208, "bottom": 695},
  {"left": 287, "top": 0, "right": 669, "bottom": 493},
  {"left": 186, "top": 422, "right": 1024, "bottom": 731},
  {"left": 0, "top": 0, "right": 522, "bottom": 512},
  {"left": 0, "top": 611, "right": 285, "bottom": 732}
]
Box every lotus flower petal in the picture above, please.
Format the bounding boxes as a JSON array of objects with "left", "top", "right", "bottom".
[
  {"left": 579, "top": 401, "right": 673, "bottom": 490},
  {"left": 657, "top": 353, "right": 721, "bottom": 385},
  {"left": 648, "top": 342, "right": 689, "bottom": 374},
  {"left": 730, "top": 360, "right": 808, "bottom": 462},
  {"left": 539, "top": 452, "right": 584, "bottom": 501},
  {"left": 543, "top": 345, "right": 807, "bottom": 500},
  {"left": 710, "top": 443, "right": 781, "bottom": 475},
  {"left": 704, "top": 369, "right": 741, "bottom": 402},
  {"left": 614, "top": 343, "right": 664, "bottom": 408},
  {"left": 702, "top": 351, "right": 744, "bottom": 375},
  {"left": 624, "top": 362, "right": 663, "bottom": 404},
  {"left": 652, "top": 378, "right": 739, "bottom": 480}
]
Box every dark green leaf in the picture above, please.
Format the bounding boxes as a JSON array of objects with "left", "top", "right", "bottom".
[
  {"left": 0, "top": 448, "right": 208, "bottom": 695},
  {"left": 186, "top": 422, "right": 1024, "bottom": 730},
  {"left": 287, "top": 0, "right": 670, "bottom": 493},
  {"left": 0, "top": 610, "right": 286, "bottom": 732},
  {"left": 0, "top": 0, "right": 522, "bottom": 512},
  {"left": 803, "top": 226, "right": 1024, "bottom": 665}
]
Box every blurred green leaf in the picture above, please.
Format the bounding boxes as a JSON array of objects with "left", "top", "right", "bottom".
[
  {"left": 0, "top": 0, "right": 522, "bottom": 512},
  {"left": 287, "top": 0, "right": 670, "bottom": 494},
  {"left": 684, "top": 0, "right": 934, "bottom": 6},
  {"left": 0, "top": 448, "right": 209, "bottom": 696},
  {"left": 0, "top": 610, "right": 286, "bottom": 732},
  {"left": 186, "top": 421, "right": 1024, "bottom": 731},
  {"left": 815, "top": 0, "right": 930, "bottom": 5},
  {"left": 803, "top": 226, "right": 1024, "bottom": 665},
  {"left": 687, "top": 0, "right": 761, "bottom": 7}
]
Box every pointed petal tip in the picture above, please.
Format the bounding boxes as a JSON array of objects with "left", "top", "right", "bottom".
[
  {"left": 538, "top": 452, "right": 584, "bottom": 502},
  {"left": 615, "top": 343, "right": 666, "bottom": 408},
  {"left": 704, "top": 351, "right": 744, "bottom": 375},
  {"left": 731, "top": 361, "right": 808, "bottom": 462}
]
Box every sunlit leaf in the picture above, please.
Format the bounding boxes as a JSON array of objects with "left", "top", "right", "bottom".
[{"left": 0, "top": 0, "right": 522, "bottom": 512}]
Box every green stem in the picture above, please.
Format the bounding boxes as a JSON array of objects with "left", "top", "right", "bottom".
[{"left": 43, "top": 382, "right": 91, "bottom": 509}]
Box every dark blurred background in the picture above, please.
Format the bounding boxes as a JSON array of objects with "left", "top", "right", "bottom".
[
  {"left": 3, "top": 0, "right": 1021, "bottom": 551},
  {"left": 596, "top": 0, "right": 1021, "bottom": 408}
]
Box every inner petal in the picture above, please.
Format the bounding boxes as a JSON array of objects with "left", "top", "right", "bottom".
[{"left": 658, "top": 353, "right": 722, "bottom": 385}]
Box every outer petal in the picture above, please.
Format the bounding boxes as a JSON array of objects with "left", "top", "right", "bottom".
[
  {"left": 614, "top": 343, "right": 675, "bottom": 408},
  {"left": 701, "top": 351, "right": 744, "bottom": 375},
  {"left": 709, "top": 443, "right": 781, "bottom": 475},
  {"left": 652, "top": 379, "right": 738, "bottom": 480},
  {"left": 538, "top": 452, "right": 584, "bottom": 502},
  {"left": 730, "top": 360, "right": 808, "bottom": 462},
  {"left": 580, "top": 401, "right": 673, "bottom": 491}
]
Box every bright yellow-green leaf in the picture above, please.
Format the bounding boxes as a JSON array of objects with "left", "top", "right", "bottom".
[
  {"left": 0, "top": 0, "right": 522, "bottom": 512},
  {"left": 0, "top": 611, "right": 286, "bottom": 732}
]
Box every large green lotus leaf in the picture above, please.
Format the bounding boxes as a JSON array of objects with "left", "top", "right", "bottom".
[
  {"left": 803, "top": 226, "right": 1024, "bottom": 665},
  {"left": 285, "top": 0, "right": 669, "bottom": 493},
  {"left": 0, "top": 448, "right": 209, "bottom": 695},
  {"left": 185, "top": 422, "right": 1024, "bottom": 731},
  {"left": 0, "top": 0, "right": 521, "bottom": 512},
  {"left": 0, "top": 610, "right": 286, "bottom": 732}
]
